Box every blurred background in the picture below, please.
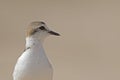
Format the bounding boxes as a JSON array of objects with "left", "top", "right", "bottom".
[{"left": 0, "top": 0, "right": 120, "bottom": 80}]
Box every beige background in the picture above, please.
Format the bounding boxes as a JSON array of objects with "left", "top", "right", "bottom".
[{"left": 0, "top": 0, "right": 120, "bottom": 80}]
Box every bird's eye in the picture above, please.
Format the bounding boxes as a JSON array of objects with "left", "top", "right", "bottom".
[{"left": 39, "top": 26, "right": 45, "bottom": 30}]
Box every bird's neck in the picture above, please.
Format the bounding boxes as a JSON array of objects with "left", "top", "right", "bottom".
[{"left": 25, "top": 36, "right": 43, "bottom": 48}]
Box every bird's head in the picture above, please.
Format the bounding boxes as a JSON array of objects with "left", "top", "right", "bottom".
[{"left": 27, "top": 21, "right": 60, "bottom": 41}]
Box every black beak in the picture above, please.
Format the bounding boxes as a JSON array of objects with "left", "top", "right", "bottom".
[{"left": 48, "top": 31, "right": 60, "bottom": 36}]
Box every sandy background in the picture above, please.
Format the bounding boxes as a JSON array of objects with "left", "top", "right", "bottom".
[{"left": 0, "top": 0, "right": 120, "bottom": 80}]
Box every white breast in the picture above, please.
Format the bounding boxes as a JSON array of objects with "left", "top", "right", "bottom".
[{"left": 13, "top": 42, "right": 53, "bottom": 80}]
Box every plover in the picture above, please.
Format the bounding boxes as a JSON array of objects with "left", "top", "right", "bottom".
[{"left": 13, "top": 21, "right": 60, "bottom": 80}]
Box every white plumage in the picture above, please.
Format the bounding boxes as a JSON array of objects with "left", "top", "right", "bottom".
[{"left": 13, "top": 21, "right": 60, "bottom": 80}]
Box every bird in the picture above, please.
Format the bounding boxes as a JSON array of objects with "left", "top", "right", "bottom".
[{"left": 13, "top": 21, "right": 60, "bottom": 80}]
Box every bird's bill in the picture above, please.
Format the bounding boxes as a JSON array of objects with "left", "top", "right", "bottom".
[{"left": 48, "top": 31, "right": 60, "bottom": 36}]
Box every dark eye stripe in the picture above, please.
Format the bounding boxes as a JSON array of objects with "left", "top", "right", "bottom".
[
  {"left": 40, "top": 22, "right": 45, "bottom": 24},
  {"left": 39, "top": 26, "right": 45, "bottom": 30}
]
